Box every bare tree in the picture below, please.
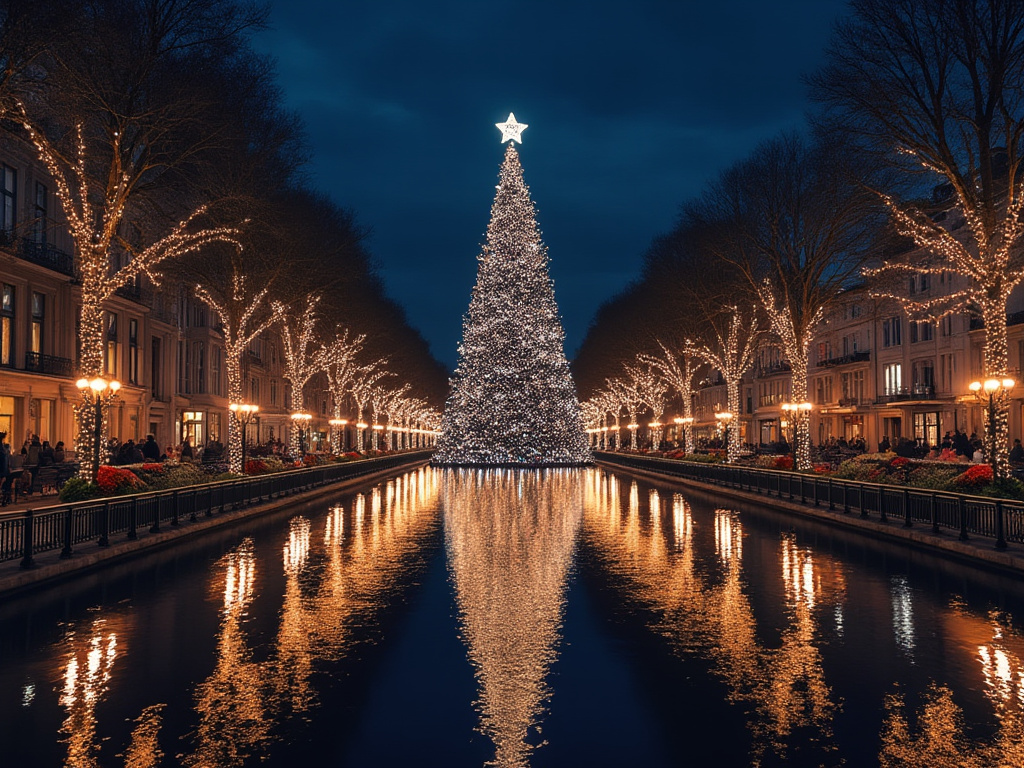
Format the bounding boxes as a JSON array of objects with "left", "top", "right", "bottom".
[
  {"left": 686, "top": 132, "right": 880, "bottom": 469},
  {"left": 810, "top": 0, "right": 1024, "bottom": 476},
  {"left": 273, "top": 294, "right": 329, "bottom": 456},
  {"left": 639, "top": 340, "right": 701, "bottom": 455},
  {"left": 686, "top": 307, "right": 760, "bottom": 463}
]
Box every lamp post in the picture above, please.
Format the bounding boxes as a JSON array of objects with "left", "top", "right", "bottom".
[
  {"left": 969, "top": 377, "right": 1016, "bottom": 481},
  {"left": 290, "top": 412, "right": 312, "bottom": 458},
  {"left": 782, "top": 401, "right": 813, "bottom": 469},
  {"left": 715, "top": 411, "right": 733, "bottom": 461},
  {"left": 229, "top": 402, "right": 258, "bottom": 473},
  {"left": 674, "top": 415, "right": 694, "bottom": 454},
  {"left": 76, "top": 376, "right": 121, "bottom": 482},
  {"left": 328, "top": 418, "right": 348, "bottom": 453}
]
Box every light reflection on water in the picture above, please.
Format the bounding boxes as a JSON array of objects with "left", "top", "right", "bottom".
[
  {"left": 8, "top": 466, "right": 1024, "bottom": 766},
  {"left": 442, "top": 467, "right": 583, "bottom": 768}
]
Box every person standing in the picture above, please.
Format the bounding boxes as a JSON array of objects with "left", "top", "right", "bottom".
[
  {"left": 142, "top": 434, "right": 160, "bottom": 461},
  {"left": 0, "top": 432, "right": 11, "bottom": 505},
  {"left": 180, "top": 437, "right": 193, "bottom": 461}
]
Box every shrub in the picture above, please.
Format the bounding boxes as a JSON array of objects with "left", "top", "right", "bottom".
[
  {"left": 59, "top": 477, "right": 100, "bottom": 502},
  {"left": 245, "top": 459, "right": 269, "bottom": 475},
  {"left": 906, "top": 465, "right": 959, "bottom": 491},
  {"left": 146, "top": 463, "right": 209, "bottom": 490},
  {"left": 96, "top": 465, "right": 144, "bottom": 495}
]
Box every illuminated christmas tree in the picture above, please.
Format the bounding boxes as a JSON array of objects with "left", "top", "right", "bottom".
[{"left": 434, "top": 115, "right": 590, "bottom": 466}]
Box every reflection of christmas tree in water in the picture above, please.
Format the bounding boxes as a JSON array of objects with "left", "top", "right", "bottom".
[
  {"left": 443, "top": 468, "right": 583, "bottom": 767},
  {"left": 434, "top": 115, "right": 591, "bottom": 466}
]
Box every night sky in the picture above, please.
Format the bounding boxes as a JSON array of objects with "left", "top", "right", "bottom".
[{"left": 254, "top": 0, "right": 850, "bottom": 371}]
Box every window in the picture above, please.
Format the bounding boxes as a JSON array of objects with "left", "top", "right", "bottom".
[
  {"left": 151, "top": 337, "right": 161, "bottom": 399},
  {"left": 32, "top": 182, "right": 47, "bottom": 245},
  {"left": 1, "top": 284, "right": 13, "bottom": 366},
  {"left": 128, "top": 319, "right": 139, "bottom": 384},
  {"left": 941, "top": 315, "right": 954, "bottom": 337},
  {"left": 815, "top": 376, "right": 834, "bottom": 404},
  {"left": 912, "top": 360, "right": 934, "bottom": 395},
  {"left": 211, "top": 346, "right": 221, "bottom": 396},
  {"left": 250, "top": 376, "right": 259, "bottom": 403},
  {"left": 884, "top": 363, "right": 903, "bottom": 396},
  {"left": 883, "top": 317, "right": 902, "bottom": 347},
  {"left": 841, "top": 370, "right": 865, "bottom": 404},
  {"left": 842, "top": 334, "right": 858, "bottom": 356},
  {"left": 0, "top": 164, "right": 15, "bottom": 239},
  {"left": 270, "top": 378, "right": 277, "bottom": 406},
  {"left": 913, "top": 412, "right": 939, "bottom": 447},
  {"left": 940, "top": 353, "right": 957, "bottom": 392},
  {"left": 105, "top": 312, "right": 120, "bottom": 377},
  {"left": 192, "top": 341, "right": 205, "bottom": 394},
  {"left": 909, "top": 320, "right": 933, "bottom": 343},
  {"left": 30, "top": 292, "right": 44, "bottom": 354}
]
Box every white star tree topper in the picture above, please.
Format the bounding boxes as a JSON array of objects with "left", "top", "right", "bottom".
[{"left": 496, "top": 112, "right": 528, "bottom": 144}]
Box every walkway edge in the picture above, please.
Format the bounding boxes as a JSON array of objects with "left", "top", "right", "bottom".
[
  {"left": 0, "top": 457, "right": 431, "bottom": 598},
  {"left": 595, "top": 458, "right": 1024, "bottom": 577}
]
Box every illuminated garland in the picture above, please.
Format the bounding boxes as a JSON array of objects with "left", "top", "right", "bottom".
[
  {"left": 371, "top": 383, "right": 410, "bottom": 450},
  {"left": 195, "top": 272, "right": 272, "bottom": 473},
  {"left": 863, "top": 148, "right": 1024, "bottom": 476},
  {"left": 434, "top": 141, "right": 590, "bottom": 465},
  {"left": 322, "top": 329, "right": 366, "bottom": 453},
  {"left": 604, "top": 375, "right": 644, "bottom": 450},
  {"left": 350, "top": 361, "right": 391, "bottom": 451},
  {"left": 756, "top": 279, "right": 822, "bottom": 471},
  {"left": 639, "top": 340, "right": 699, "bottom": 454},
  {"left": 272, "top": 295, "right": 329, "bottom": 456},
  {"left": 686, "top": 307, "right": 760, "bottom": 463},
  {"left": 20, "top": 110, "right": 243, "bottom": 476}
]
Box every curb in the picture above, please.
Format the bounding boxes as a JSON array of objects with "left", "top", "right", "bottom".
[
  {"left": 0, "top": 458, "right": 431, "bottom": 597},
  {"left": 595, "top": 459, "right": 1024, "bottom": 577}
]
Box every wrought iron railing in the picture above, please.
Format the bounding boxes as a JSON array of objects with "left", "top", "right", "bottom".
[
  {"left": 0, "top": 450, "right": 432, "bottom": 567},
  {"left": 817, "top": 350, "right": 871, "bottom": 368},
  {"left": 18, "top": 238, "right": 76, "bottom": 278},
  {"left": 595, "top": 451, "right": 1020, "bottom": 551},
  {"left": 24, "top": 352, "right": 74, "bottom": 377}
]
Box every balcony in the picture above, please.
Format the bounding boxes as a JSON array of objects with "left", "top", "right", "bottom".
[
  {"left": 115, "top": 282, "right": 143, "bottom": 302},
  {"left": 877, "top": 384, "right": 936, "bottom": 403},
  {"left": 755, "top": 360, "right": 792, "bottom": 377},
  {"left": 24, "top": 352, "right": 74, "bottom": 377},
  {"left": 18, "top": 238, "right": 76, "bottom": 278},
  {"left": 838, "top": 397, "right": 863, "bottom": 407},
  {"left": 817, "top": 350, "right": 871, "bottom": 368}
]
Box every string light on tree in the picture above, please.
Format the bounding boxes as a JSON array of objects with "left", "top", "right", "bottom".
[
  {"left": 639, "top": 341, "right": 699, "bottom": 455},
  {"left": 273, "top": 294, "right": 331, "bottom": 457},
  {"left": 434, "top": 115, "right": 589, "bottom": 466},
  {"left": 686, "top": 307, "right": 759, "bottom": 463},
  {"left": 195, "top": 271, "right": 272, "bottom": 473}
]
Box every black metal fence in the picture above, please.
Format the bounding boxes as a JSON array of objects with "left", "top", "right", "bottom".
[
  {"left": 595, "top": 451, "right": 1022, "bottom": 550},
  {"left": 0, "top": 451, "right": 431, "bottom": 568}
]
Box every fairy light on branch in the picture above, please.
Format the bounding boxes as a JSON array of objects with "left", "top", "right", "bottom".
[
  {"left": 639, "top": 340, "right": 699, "bottom": 455},
  {"left": 273, "top": 294, "right": 332, "bottom": 457},
  {"left": 350, "top": 361, "right": 391, "bottom": 452},
  {"left": 686, "top": 307, "right": 759, "bottom": 463},
  {"left": 195, "top": 271, "right": 272, "bottom": 473},
  {"left": 322, "top": 328, "right": 366, "bottom": 453}
]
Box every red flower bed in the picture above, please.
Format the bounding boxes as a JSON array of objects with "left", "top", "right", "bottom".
[
  {"left": 96, "top": 465, "right": 143, "bottom": 494},
  {"left": 775, "top": 455, "right": 794, "bottom": 470},
  {"left": 812, "top": 463, "right": 833, "bottom": 474},
  {"left": 954, "top": 464, "right": 993, "bottom": 488},
  {"left": 141, "top": 463, "right": 164, "bottom": 473},
  {"left": 890, "top": 457, "right": 911, "bottom": 468},
  {"left": 245, "top": 459, "right": 269, "bottom": 475}
]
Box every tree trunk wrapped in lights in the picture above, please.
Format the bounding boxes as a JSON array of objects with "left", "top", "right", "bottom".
[
  {"left": 22, "top": 120, "right": 243, "bottom": 477},
  {"left": 350, "top": 362, "right": 390, "bottom": 452},
  {"left": 273, "top": 295, "right": 329, "bottom": 458},
  {"left": 195, "top": 272, "right": 271, "bottom": 473},
  {"left": 323, "top": 329, "right": 365, "bottom": 453},
  {"left": 687, "top": 308, "right": 759, "bottom": 463},
  {"left": 811, "top": 0, "right": 1024, "bottom": 479},
  {"left": 640, "top": 341, "right": 699, "bottom": 455},
  {"left": 434, "top": 140, "right": 590, "bottom": 466}
]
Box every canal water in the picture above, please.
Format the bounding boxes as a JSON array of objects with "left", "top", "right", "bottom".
[{"left": 2, "top": 466, "right": 1024, "bottom": 767}]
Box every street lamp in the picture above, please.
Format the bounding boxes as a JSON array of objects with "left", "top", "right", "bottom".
[
  {"left": 290, "top": 411, "right": 312, "bottom": 457},
  {"left": 969, "top": 377, "right": 1016, "bottom": 481},
  {"left": 328, "top": 418, "right": 348, "bottom": 453},
  {"left": 76, "top": 376, "right": 121, "bottom": 483},
  {"left": 715, "top": 411, "right": 733, "bottom": 460},
  {"left": 229, "top": 402, "right": 259, "bottom": 473}
]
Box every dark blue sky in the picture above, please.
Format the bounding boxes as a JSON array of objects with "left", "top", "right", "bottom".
[{"left": 255, "top": 0, "right": 850, "bottom": 370}]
